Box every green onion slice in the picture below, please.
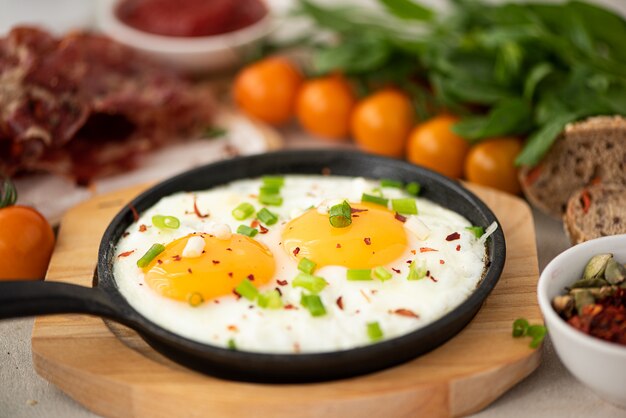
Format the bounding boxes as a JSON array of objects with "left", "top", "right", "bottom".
[
  {"left": 235, "top": 278, "right": 259, "bottom": 301},
  {"left": 329, "top": 200, "right": 352, "bottom": 228},
  {"left": 259, "top": 192, "right": 283, "bottom": 206},
  {"left": 407, "top": 260, "right": 427, "bottom": 280},
  {"left": 292, "top": 272, "right": 328, "bottom": 294},
  {"left": 237, "top": 224, "right": 258, "bottom": 237},
  {"left": 300, "top": 294, "right": 327, "bottom": 317},
  {"left": 152, "top": 215, "right": 180, "bottom": 229},
  {"left": 405, "top": 182, "right": 421, "bottom": 196},
  {"left": 370, "top": 187, "right": 384, "bottom": 197},
  {"left": 391, "top": 198, "right": 418, "bottom": 215},
  {"left": 527, "top": 325, "right": 547, "bottom": 348},
  {"left": 137, "top": 243, "right": 165, "bottom": 268},
  {"left": 260, "top": 185, "right": 281, "bottom": 195},
  {"left": 297, "top": 257, "right": 317, "bottom": 274},
  {"left": 367, "top": 322, "right": 384, "bottom": 341},
  {"left": 373, "top": 266, "right": 393, "bottom": 281},
  {"left": 256, "top": 208, "right": 278, "bottom": 225},
  {"left": 262, "top": 176, "right": 285, "bottom": 187},
  {"left": 257, "top": 289, "right": 283, "bottom": 309},
  {"left": 512, "top": 318, "right": 530, "bottom": 337},
  {"left": 381, "top": 179, "right": 403, "bottom": 188},
  {"left": 361, "top": 193, "right": 389, "bottom": 207},
  {"left": 347, "top": 269, "right": 373, "bottom": 281},
  {"left": 232, "top": 202, "right": 255, "bottom": 220},
  {"left": 466, "top": 226, "right": 485, "bottom": 238},
  {"left": 227, "top": 338, "right": 237, "bottom": 350}
]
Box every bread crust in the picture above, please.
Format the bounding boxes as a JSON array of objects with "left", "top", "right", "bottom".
[{"left": 519, "top": 115, "right": 626, "bottom": 218}]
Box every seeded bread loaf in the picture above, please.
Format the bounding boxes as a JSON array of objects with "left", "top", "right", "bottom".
[
  {"left": 519, "top": 115, "right": 626, "bottom": 218},
  {"left": 563, "top": 183, "right": 626, "bottom": 245}
]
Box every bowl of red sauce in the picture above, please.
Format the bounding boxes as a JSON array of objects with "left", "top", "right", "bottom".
[
  {"left": 538, "top": 234, "right": 626, "bottom": 408},
  {"left": 97, "top": 0, "right": 274, "bottom": 73}
]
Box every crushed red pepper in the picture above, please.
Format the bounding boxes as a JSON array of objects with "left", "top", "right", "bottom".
[
  {"left": 456, "top": 245, "right": 461, "bottom": 251},
  {"left": 394, "top": 212, "right": 407, "bottom": 223},
  {"left": 364, "top": 237, "right": 371, "bottom": 245},
  {"left": 567, "top": 288, "right": 626, "bottom": 345},
  {"left": 138, "top": 224, "right": 147, "bottom": 232},
  {"left": 276, "top": 279, "right": 288, "bottom": 286},
  {"left": 392, "top": 268, "right": 401, "bottom": 274},
  {"left": 420, "top": 247, "right": 438, "bottom": 253},
  {"left": 258, "top": 224, "right": 269, "bottom": 234},
  {"left": 393, "top": 308, "right": 419, "bottom": 318},
  {"left": 293, "top": 247, "right": 300, "bottom": 256},
  {"left": 336, "top": 296, "right": 344, "bottom": 310},
  {"left": 446, "top": 232, "right": 460, "bottom": 241},
  {"left": 118, "top": 250, "right": 135, "bottom": 258}
]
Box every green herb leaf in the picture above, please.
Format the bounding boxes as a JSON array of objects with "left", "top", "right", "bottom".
[
  {"left": 452, "top": 98, "right": 533, "bottom": 141},
  {"left": 515, "top": 112, "right": 581, "bottom": 166},
  {"left": 378, "top": 0, "right": 434, "bottom": 21},
  {"left": 314, "top": 35, "right": 391, "bottom": 75}
]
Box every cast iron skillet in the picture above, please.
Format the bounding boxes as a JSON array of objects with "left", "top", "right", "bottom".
[{"left": 0, "top": 150, "right": 506, "bottom": 382}]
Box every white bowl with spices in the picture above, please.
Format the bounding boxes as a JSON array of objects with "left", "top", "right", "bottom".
[{"left": 537, "top": 234, "right": 626, "bottom": 408}]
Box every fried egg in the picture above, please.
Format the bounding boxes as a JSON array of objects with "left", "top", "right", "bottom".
[{"left": 113, "top": 175, "right": 490, "bottom": 353}]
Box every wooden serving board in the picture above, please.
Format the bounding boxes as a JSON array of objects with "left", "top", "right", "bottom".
[{"left": 32, "top": 183, "right": 542, "bottom": 418}]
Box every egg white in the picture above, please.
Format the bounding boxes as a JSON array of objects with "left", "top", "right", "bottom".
[{"left": 113, "top": 175, "right": 487, "bottom": 353}]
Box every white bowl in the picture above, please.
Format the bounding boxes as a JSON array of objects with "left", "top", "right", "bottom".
[
  {"left": 96, "top": 0, "right": 275, "bottom": 73},
  {"left": 537, "top": 234, "right": 626, "bottom": 408}
]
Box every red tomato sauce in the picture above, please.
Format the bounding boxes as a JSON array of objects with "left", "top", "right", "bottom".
[{"left": 116, "top": 0, "right": 268, "bottom": 37}]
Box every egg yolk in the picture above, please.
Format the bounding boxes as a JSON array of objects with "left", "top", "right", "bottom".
[
  {"left": 281, "top": 202, "right": 407, "bottom": 269},
  {"left": 143, "top": 234, "right": 275, "bottom": 302}
]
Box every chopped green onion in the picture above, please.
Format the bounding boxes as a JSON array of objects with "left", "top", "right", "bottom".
[
  {"left": 300, "top": 294, "right": 326, "bottom": 317},
  {"left": 187, "top": 292, "right": 204, "bottom": 307},
  {"left": 367, "top": 322, "right": 384, "bottom": 341},
  {"left": 237, "top": 224, "right": 258, "bottom": 237},
  {"left": 512, "top": 318, "right": 530, "bottom": 337},
  {"left": 329, "top": 200, "right": 352, "bottom": 228},
  {"left": 137, "top": 243, "right": 165, "bottom": 268},
  {"left": 347, "top": 269, "right": 372, "bottom": 281},
  {"left": 391, "top": 198, "right": 418, "bottom": 215},
  {"left": 227, "top": 338, "right": 237, "bottom": 350},
  {"left": 373, "top": 266, "right": 393, "bottom": 282},
  {"left": 152, "top": 215, "right": 180, "bottom": 229},
  {"left": 259, "top": 192, "right": 283, "bottom": 206},
  {"left": 257, "top": 289, "right": 283, "bottom": 309},
  {"left": 235, "top": 278, "right": 258, "bottom": 301},
  {"left": 292, "top": 272, "right": 328, "bottom": 294},
  {"left": 370, "top": 187, "right": 384, "bottom": 197},
  {"left": 262, "top": 176, "right": 285, "bottom": 187},
  {"left": 298, "top": 257, "right": 317, "bottom": 274},
  {"left": 527, "top": 325, "right": 547, "bottom": 348},
  {"left": 466, "top": 226, "right": 485, "bottom": 238},
  {"left": 381, "top": 179, "right": 403, "bottom": 188},
  {"left": 260, "top": 184, "right": 281, "bottom": 195},
  {"left": 361, "top": 193, "right": 389, "bottom": 207},
  {"left": 232, "top": 202, "right": 255, "bottom": 220},
  {"left": 256, "top": 208, "right": 278, "bottom": 225},
  {"left": 407, "top": 260, "right": 427, "bottom": 280},
  {"left": 405, "top": 182, "right": 421, "bottom": 196}
]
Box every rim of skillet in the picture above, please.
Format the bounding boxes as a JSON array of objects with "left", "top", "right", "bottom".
[{"left": 97, "top": 150, "right": 506, "bottom": 363}]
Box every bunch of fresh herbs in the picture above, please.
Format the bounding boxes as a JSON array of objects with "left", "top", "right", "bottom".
[{"left": 288, "top": 0, "right": 626, "bottom": 166}]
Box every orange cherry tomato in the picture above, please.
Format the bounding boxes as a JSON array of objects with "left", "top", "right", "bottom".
[
  {"left": 406, "top": 114, "right": 470, "bottom": 178},
  {"left": 233, "top": 57, "right": 303, "bottom": 125},
  {"left": 464, "top": 137, "right": 523, "bottom": 195},
  {"left": 296, "top": 75, "right": 356, "bottom": 141},
  {"left": 0, "top": 205, "right": 55, "bottom": 280},
  {"left": 350, "top": 89, "right": 414, "bottom": 157}
]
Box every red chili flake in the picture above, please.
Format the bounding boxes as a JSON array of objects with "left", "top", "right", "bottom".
[
  {"left": 420, "top": 247, "right": 438, "bottom": 253},
  {"left": 193, "top": 196, "right": 209, "bottom": 218},
  {"left": 213, "top": 300, "right": 220, "bottom": 304},
  {"left": 250, "top": 219, "right": 260, "bottom": 228},
  {"left": 122, "top": 232, "right": 130, "bottom": 238},
  {"left": 446, "top": 232, "right": 460, "bottom": 241},
  {"left": 258, "top": 224, "right": 269, "bottom": 234},
  {"left": 392, "top": 268, "right": 401, "bottom": 274},
  {"left": 284, "top": 304, "right": 296, "bottom": 310},
  {"left": 275, "top": 287, "right": 283, "bottom": 296},
  {"left": 336, "top": 243, "right": 342, "bottom": 249},
  {"left": 157, "top": 259, "right": 163, "bottom": 265},
  {"left": 247, "top": 274, "right": 255, "bottom": 281},
  {"left": 426, "top": 270, "right": 430, "bottom": 277},
  {"left": 406, "top": 260, "right": 412, "bottom": 264},
  {"left": 364, "top": 237, "right": 371, "bottom": 246},
  {"left": 227, "top": 325, "right": 238, "bottom": 332},
  {"left": 394, "top": 212, "right": 407, "bottom": 223},
  {"left": 228, "top": 272, "right": 233, "bottom": 278},
  {"left": 566, "top": 288, "right": 626, "bottom": 344},
  {"left": 202, "top": 250, "right": 206, "bottom": 254},
  {"left": 581, "top": 189, "right": 591, "bottom": 214},
  {"left": 232, "top": 289, "right": 241, "bottom": 299},
  {"left": 430, "top": 276, "right": 438, "bottom": 283},
  {"left": 128, "top": 204, "right": 139, "bottom": 222},
  {"left": 411, "top": 249, "right": 416, "bottom": 255},
  {"left": 172, "top": 255, "right": 182, "bottom": 261},
  {"left": 351, "top": 207, "right": 368, "bottom": 213},
  {"left": 456, "top": 245, "right": 461, "bottom": 251},
  {"left": 117, "top": 250, "right": 135, "bottom": 258},
  {"left": 524, "top": 164, "right": 543, "bottom": 186},
  {"left": 212, "top": 260, "right": 220, "bottom": 265},
  {"left": 226, "top": 248, "right": 233, "bottom": 251},
  {"left": 138, "top": 224, "right": 147, "bottom": 232},
  {"left": 293, "top": 247, "right": 300, "bottom": 256},
  {"left": 277, "top": 279, "right": 288, "bottom": 286},
  {"left": 440, "top": 259, "right": 445, "bottom": 265},
  {"left": 188, "top": 268, "right": 193, "bottom": 274},
  {"left": 353, "top": 215, "right": 360, "bottom": 218},
  {"left": 321, "top": 167, "right": 331, "bottom": 176},
  {"left": 336, "top": 296, "right": 344, "bottom": 310},
  {"left": 393, "top": 309, "right": 419, "bottom": 319}
]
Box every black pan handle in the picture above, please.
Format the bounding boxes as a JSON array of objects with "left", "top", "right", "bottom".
[{"left": 0, "top": 280, "right": 122, "bottom": 322}]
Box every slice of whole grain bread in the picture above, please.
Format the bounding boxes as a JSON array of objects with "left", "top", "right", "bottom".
[
  {"left": 519, "top": 115, "right": 626, "bottom": 218},
  {"left": 563, "top": 183, "right": 626, "bottom": 245}
]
